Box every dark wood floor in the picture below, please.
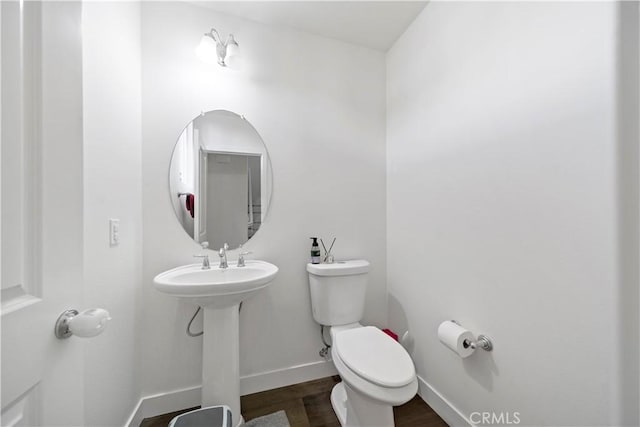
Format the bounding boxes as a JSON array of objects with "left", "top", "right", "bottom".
[{"left": 141, "top": 376, "right": 447, "bottom": 427}]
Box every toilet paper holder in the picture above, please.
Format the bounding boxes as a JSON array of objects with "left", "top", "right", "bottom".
[
  {"left": 463, "top": 335, "right": 493, "bottom": 351},
  {"left": 453, "top": 321, "right": 493, "bottom": 352}
]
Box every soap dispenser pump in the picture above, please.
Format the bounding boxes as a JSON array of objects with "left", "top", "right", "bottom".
[{"left": 310, "top": 237, "right": 321, "bottom": 264}]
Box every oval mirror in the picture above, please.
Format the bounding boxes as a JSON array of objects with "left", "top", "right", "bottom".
[{"left": 169, "top": 110, "right": 273, "bottom": 250}]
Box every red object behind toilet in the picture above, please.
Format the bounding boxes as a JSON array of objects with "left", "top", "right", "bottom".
[{"left": 382, "top": 328, "right": 398, "bottom": 341}]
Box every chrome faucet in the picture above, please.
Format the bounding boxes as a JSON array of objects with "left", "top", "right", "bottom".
[
  {"left": 219, "top": 243, "right": 229, "bottom": 269},
  {"left": 194, "top": 241, "right": 210, "bottom": 270}
]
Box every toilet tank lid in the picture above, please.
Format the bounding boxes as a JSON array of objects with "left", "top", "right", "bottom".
[{"left": 306, "top": 260, "right": 370, "bottom": 276}]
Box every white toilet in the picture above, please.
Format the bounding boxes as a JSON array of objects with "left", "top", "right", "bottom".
[{"left": 307, "top": 260, "right": 418, "bottom": 427}]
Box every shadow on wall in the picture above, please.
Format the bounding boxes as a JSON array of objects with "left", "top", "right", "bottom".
[
  {"left": 462, "top": 347, "right": 499, "bottom": 392},
  {"left": 388, "top": 293, "right": 499, "bottom": 392},
  {"left": 388, "top": 293, "right": 414, "bottom": 354}
]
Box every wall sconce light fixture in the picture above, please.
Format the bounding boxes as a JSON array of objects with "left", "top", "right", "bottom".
[{"left": 196, "top": 28, "right": 239, "bottom": 67}]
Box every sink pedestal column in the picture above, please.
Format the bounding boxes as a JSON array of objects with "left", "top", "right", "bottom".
[{"left": 202, "top": 304, "right": 243, "bottom": 426}]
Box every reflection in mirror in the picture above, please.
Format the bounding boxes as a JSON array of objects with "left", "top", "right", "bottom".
[{"left": 169, "top": 110, "right": 272, "bottom": 250}]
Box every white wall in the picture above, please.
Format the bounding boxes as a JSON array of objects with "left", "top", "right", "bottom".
[
  {"left": 139, "top": 1, "right": 386, "bottom": 400},
  {"left": 387, "top": 2, "right": 632, "bottom": 426},
  {"left": 82, "top": 2, "right": 142, "bottom": 425}
]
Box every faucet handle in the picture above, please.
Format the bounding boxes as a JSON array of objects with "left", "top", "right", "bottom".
[
  {"left": 219, "top": 243, "right": 228, "bottom": 257},
  {"left": 193, "top": 254, "right": 210, "bottom": 269},
  {"left": 201, "top": 241, "right": 209, "bottom": 250},
  {"left": 237, "top": 250, "right": 252, "bottom": 267}
]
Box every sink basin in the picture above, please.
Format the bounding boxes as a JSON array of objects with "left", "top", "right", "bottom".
[
  {"left": 153, "top": 260, "right": 278, "bottom": 307},
  {"left": 153, "top": 258, "right": 278, "bottom": 425}
]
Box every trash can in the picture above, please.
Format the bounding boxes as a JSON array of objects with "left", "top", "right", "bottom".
[{"left": 168, "top": 405, "right": 232, "bottom": 427}]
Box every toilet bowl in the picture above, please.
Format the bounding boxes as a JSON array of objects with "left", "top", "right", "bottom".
[
  {"left": 307, "top": 260, "right": 418, "bottom": 427},
  {"left": 329, "top": 325, "right": 418, "bottom": 427}
]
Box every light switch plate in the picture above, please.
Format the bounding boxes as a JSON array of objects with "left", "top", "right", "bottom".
[{"left": 109, "top": 219, "right": 120, "bottom": 246}]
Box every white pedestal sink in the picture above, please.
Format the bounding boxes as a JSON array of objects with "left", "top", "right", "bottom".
[{"left": 153, "top": 260, "right": 278, "bottom": 426}]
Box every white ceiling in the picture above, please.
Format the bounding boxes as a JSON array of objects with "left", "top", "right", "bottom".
[{"left": 188, "top": 1, "right": 428, "bottom": 51}]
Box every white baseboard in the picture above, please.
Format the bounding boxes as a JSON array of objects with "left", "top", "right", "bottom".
[
  {"left": 416, "top": 375, "right": 473, "bottom": 427},
  {"left": 124, "top": 385, "right": 201, "bottom": 427},
  {"left": 124, "top": 360, "right": 337, "bottom": 427},
  {"left": 240, "top": 359, "right": 337, "bottom": 396}
]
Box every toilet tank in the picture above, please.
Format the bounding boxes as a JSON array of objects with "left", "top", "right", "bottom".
[{"left": 307, "top": 260, "right": 370, "bottom": 326}]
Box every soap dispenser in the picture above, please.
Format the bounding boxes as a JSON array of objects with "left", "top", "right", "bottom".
[{"left": 310, "top": 237, "right": 321, "bottom": 264}]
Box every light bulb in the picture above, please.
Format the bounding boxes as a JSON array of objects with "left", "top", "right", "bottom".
[
  {"left": 196, "top": 34, "right": 217, "bottom": 65},
  {"left": 224, "top": 35, "right": 241, "bottom": 70}
]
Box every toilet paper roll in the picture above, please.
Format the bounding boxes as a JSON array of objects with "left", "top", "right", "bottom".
[{"left": 437, "top": 321, "right": 475, "bottom": 358}]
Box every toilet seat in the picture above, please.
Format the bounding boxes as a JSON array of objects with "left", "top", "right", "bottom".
[
  {"left": 331, "top": 326, "right": 418, "bottom": 407},
  {"left": 334, "top": 326, "right": 415, "bottom": 388},
  {"left": 331, "top": 347, "right": 418, "bottom": 407}
]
